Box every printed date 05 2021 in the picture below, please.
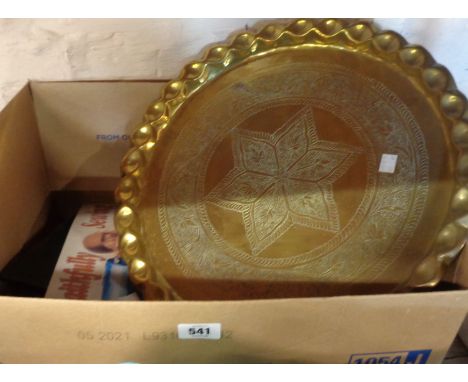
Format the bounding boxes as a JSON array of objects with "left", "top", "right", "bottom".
[{"left": 77, "top": 331, "right": 130, "bottom": 341}]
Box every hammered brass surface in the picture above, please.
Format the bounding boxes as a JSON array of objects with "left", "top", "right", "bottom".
[{"left": 116, "top": 19, "right": 468, "bottom": 300}]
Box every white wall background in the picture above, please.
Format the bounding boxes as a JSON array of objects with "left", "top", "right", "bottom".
[{"left": 0, "top": 18, "right": 467, "bottom": 109}]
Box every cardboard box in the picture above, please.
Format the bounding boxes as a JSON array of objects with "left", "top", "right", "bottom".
[{"left": 1, "top": 81, "right": 468, "bottom": 364}]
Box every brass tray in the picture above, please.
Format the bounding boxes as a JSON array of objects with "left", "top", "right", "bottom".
[{"left": 116, "top": 19, "right": 468, "bottom": 300}]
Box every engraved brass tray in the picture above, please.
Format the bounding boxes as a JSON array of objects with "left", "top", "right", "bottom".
[{"left": 116, "top": 19, "right": 468, "bottom": 300}]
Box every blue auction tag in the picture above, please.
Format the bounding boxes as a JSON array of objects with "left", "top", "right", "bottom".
[{"left": 349, "top": 349, "right": 432, "bottom": 364}]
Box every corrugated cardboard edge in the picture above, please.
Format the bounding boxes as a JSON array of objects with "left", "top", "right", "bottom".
[{"left": 0, "top": 84, "right": 50, "bottom": 269}]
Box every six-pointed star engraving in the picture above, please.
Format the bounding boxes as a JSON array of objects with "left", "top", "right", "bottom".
[{"left": 205, "top": 106, "right": 363, "bottom": 256}]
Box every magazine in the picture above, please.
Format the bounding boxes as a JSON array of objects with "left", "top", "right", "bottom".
[{"left": 46, "top": 204, "right": 136, "bottom": 300}]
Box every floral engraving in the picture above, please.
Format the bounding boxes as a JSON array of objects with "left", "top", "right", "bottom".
[{"left": 205, "top": 106, "right": 363, "bottom": 255}]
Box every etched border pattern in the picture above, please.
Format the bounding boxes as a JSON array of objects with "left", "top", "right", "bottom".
[{"left": 158, "top": 62, "right": 429, "bottom": 282}]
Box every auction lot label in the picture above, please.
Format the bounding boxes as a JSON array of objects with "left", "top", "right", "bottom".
[{"left": 349, "top": 349, "right": 432, "bottom": 364}]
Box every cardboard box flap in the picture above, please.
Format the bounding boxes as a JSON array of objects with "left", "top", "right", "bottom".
[
  {"left": 31, "top": 81, "right": 166, "bottom": 191},
  {"left": 0, "top": 84, "right": 49, "bottom": 270}
]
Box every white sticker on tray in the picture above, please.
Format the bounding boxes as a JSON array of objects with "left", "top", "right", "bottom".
[
  {"left": 379, "top": 154, "right": 398, "bottom": 174},
  {"left": 177, "top": 323, "right": 222, "bottom": 340}
]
